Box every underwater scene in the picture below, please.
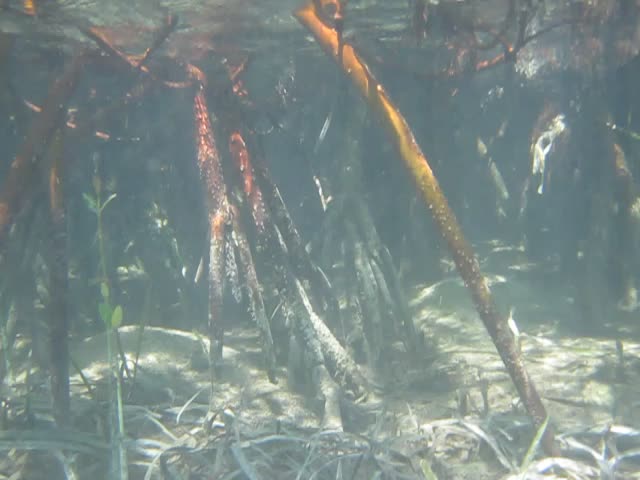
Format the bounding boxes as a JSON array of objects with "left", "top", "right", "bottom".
[{"left": 1, "top": 0, "right": 640, "bottom": 478}]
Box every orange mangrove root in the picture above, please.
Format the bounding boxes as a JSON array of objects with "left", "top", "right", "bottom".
[
  {"left": 0, "top": 51, "right": 87, "bottom": 246},
  {"left": 227, "top": 131, "right": 276, "bottom": 380},
  {"left": 228, "top": 131, "right": 266, "bottom": 232},
  {"left": 295, "top": 1, "right": 556, "bottom": 454},
  {"left": 83, "top": 19, "right": 188, "bottom": 89},
  {"left": 193, "top": 83, "right": 230, "bottom": 380},
  {"left": 137, "top": 13, "right": 178, "bottom": 69}
]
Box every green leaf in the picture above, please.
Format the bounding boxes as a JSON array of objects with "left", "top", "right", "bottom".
[
  {"left": 521, "top": 416, "right": 549, "bottom": 471},
  {"left": 100, "top": 282, "right": 109, "bottom": 300},
  {"left": 82, "top": 193, "right": 98, "bottom": 213},
  {"left": 100, "top": 193, "right": 117, "bottom": 213},
  {"left": 98, "top": 302, "right": 112, "bottom": 326},
  {"left": 419, "top": 459, "right": 438, "bottom": 480},
  {"left": 111, "top": 305, "right": 123, "bottom": 329}
]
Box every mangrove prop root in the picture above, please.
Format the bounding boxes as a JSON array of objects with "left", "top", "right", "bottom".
[
  {"left": 345, "top": 280, "right": 366, "bottom": 361},
  {"left": 253, "top": 154, "right": 342, "bottom": 324},
  {"left": 346, "top": 221, "right": 385, "bottom": 366},
  {"left": 0, "top": 51, "right": 87, "bottom": 246},
  {"left": 251, "top": 209, "right": 347, "bottom": 426},
  {"left": 351, "top": 197, "right": 420, "bottom": 355},
  {"left": 228, "top": 131, "right": 267, "bottom": 233},
  {"left": 224, "top": 131, "right": 276, "bottom": 382},
  {"left": 228, "top": 204, "right": 277, "bottom": 382},
  {"left": 281, "top": 224, "right": 367, "bottom": 397},
  {"left": 193, "top": 86, "right": 230, "bottom": 380},
  {"left": 292, "top": 276, "right": 351, "bottom": 431},
  {"left": 228, "top": 131, "right": 281, "bottom": 381},
  {"left": 46, "top": 129, "right": 70, "bottom": 426},
  {"left": 263, "top": 204, "right": 367, "bottom": 398},
  {"left": 83, "top": 20, "right": 192, "bottom": 90},
  {"left": 295, "top": 2, "right": 556, "bottom": 454},
  {"left": 137, "top": 13, "right": 178, "bottom": 70},
  {"left": 291, "top": 266, "right": 367, "bottom": 399}
]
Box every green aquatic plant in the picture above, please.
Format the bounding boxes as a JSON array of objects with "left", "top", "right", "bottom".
[
  {"left": 520, "top": 415, "right": 550, "bottom": 472},
  {"left": 83, "top": 173, "right": 128, "bottom": 480}
]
